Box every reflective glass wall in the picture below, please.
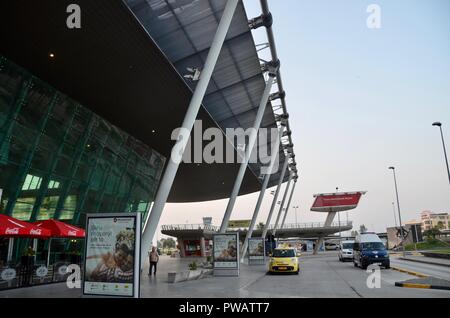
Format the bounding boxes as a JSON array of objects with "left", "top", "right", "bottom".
[{"left": 0, "top": 56, "right": 166, "bottom": 263}]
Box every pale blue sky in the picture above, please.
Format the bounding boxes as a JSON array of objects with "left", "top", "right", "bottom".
[{"left": 156, "top": 0, "right": 450, "bottom": 240}]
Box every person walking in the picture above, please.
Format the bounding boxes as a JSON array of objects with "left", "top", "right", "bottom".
[{"left": 148, "top": 247, "right": 159, "bottom": 276}]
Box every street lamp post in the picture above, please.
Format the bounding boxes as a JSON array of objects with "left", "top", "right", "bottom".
[
  {"left": 389, "top": 167, "right": 406, "bottom": 256},
  {"left": 391, "top": 202, "right": 398, "bottom": 228},
  {"left": 336, "top": 187, "right": 341, "bottom": 240},
  {"left": 432, "top": 122, "right": 450, "bottom": 185},
  {"left": 293, "top": 206, "right": 299, "bottom": 224}
]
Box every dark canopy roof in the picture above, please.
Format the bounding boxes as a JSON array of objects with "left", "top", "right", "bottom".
[{"left": 0, "top": 0, "right": 287, "bottom": 202}]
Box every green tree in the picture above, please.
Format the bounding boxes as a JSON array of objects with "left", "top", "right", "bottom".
[
  {"left": 436, "top": 221, "right": 445, "bottom": 230},
  {"left": 256, "top": 222, "right": 265, "bottom": 230},
  {"left": 162, "top": 237, "right": 176, "bottom": 249},
  {"left": 423, "top": 227, "right": 441, "bottom": 239},
  {"left": 351, "top": 230, "right": 359, "bottom": 237}
]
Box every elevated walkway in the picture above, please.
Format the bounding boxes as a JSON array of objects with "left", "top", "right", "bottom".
[{"left": 161, "top": 222, "right": 353, "bottom": 240}]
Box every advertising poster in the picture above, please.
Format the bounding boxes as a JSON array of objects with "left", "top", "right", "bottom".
[
  {"left": 83, "top": 214, "right": 141, "bottom": 298},
  {"left": 228, "top": 220, "right": 251, "bottom": 229},
  {"left": 213, "top": 234, "right": 238, "bottom": 269},
  {"left": 248, "top": 238, "right": 265, "bottom": 261}
]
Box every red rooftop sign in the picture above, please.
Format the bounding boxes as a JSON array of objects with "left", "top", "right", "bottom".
[{"left": 311, "top": 192, "right": 366, "bottom": 213}]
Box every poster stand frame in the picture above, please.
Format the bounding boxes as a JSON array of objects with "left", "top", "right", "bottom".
[
  {"left": 213, "top": 233, "right": 239, "bottom": 277},
  {"left": 82, "top": 213, "right": 141, "bottom": 298}
]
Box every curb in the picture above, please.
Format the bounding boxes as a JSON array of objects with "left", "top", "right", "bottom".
[
  {"left": 395, "top": 282, "right": 450, "bottom": 291},
  {"left": 399, "top": 257, "right": 450, "bottom": 268},
  {"left": 391, "top": 266, "right": 428, "bottom": 278}
]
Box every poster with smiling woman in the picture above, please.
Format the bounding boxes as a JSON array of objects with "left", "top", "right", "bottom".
[{"left": 83, "top": 214, "right": 141, "bottom": 298}]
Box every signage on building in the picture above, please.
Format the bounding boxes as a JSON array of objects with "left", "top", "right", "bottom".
[
  {"left": 228, "top": 220, "right": 252, "bottom": 229},
  {"left": 311, "top": 192, "right": 366, "bottom": 212},
  {"left": 83, "top": 213, "right": 141, "bottom": 298}
]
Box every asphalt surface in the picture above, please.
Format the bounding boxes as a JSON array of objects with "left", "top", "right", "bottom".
[
  {"left": 1, "top": 253, "right": 449, "bottom": 298},
  {"left": 391, "top": 257, "right": 450, "bottom": 280}
]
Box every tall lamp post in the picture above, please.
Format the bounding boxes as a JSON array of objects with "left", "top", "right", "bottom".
[
  {"left": 432, "top": 122, "right": 450, "bottom": 185},
  {"left": 336, "top": 187, "right": 342, "bottom": 240},
  {"left": 293, "top": 206, "right": 299, "bottom": 224},
  {"left": 389, "top": 167, "right": 405, "bottom": 256},
  {"left": 391, "top": 202, "right": 398, "bottom": 228}
]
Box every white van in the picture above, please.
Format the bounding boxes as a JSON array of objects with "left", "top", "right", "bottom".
[
  {"left": 353, "top": 233, "right": 390, "bottom": 269},
  {"left": 338, "top": 240, "right": 354, "bottom": 262}
]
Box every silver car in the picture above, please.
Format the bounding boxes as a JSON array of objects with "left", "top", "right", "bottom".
[{"left": 338, "top": 240, "right": 354, "bottom": 262}]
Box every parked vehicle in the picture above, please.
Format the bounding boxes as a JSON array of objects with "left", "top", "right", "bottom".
[
  {"left": 338, "top": 240, "right": 354, "bottom": 262},
  {"left": 353, "top": 233, "right": 390, "bottom": 269},
  {"left": 325, "top": 242, "right": 339, "bottom": 251}
]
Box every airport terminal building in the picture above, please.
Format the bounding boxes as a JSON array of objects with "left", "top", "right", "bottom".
[{"left": 0, "top": 0, "right": 295, "bottom": 265}]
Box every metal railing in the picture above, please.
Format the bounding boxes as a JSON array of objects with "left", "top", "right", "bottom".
[
  {"left": 162, "top": 221, "right": 352, "bottom": 233},
  {"left": 268, "top": 221, "right": 353, "bottom": 231},
  {"left": 161, "top": 224, "right": 219, "bottom": 232}
]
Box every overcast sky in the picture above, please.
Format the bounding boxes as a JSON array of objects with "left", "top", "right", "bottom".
[{"left": 154, "top": 0, "right": 450, "bottom": 241}]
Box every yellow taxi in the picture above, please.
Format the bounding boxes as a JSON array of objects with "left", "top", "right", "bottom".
[{"left": 268, "top": 247, "right": 300, "bottom": 274}]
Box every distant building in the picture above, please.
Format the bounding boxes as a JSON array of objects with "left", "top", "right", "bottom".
[
  {"left": 203, "top": 217, "right": 213, "bottom": 226},
  {"left": 387, "top": 223, "right": 422, "bottom": 249},
  {"left": 421, "top": 211, "right": 449, "bottom": 231}
]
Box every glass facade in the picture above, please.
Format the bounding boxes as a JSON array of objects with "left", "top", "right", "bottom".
[{"left": 0, "top": 55, "right": 166, "bottom": 263}]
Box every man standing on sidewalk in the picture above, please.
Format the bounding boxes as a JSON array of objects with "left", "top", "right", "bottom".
[{"left": 148, "top": 246, "right": 159, "bottom": 276}]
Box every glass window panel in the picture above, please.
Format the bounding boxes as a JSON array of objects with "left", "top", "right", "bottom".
[
  {"left": 22, "top": 174, "right": 33, "bottom": 190},
  {"left": 36, "top": 196, "right": 59, "bottom": 220},
  {"left": 0, "top": 64, "right": 23, "bottom": 126},
  {"left": 59, "top": 195, "right": 77, "bottom": 221},
  {"left": 29, "top": 175, "right": 41, "bottom": 190},
  {"left": 12, "top": 197, "right": 36, "bottom": 221},
  {"left": 17, "top": 83, "right": 52, "bottom": 130}
]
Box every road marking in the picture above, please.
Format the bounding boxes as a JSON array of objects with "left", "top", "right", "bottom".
[
  {"left": 395, "top": 282, "right": 431, "bottom": 289},
  {"left": 390, "top": 266, "right": 428, "bottom": 278}
]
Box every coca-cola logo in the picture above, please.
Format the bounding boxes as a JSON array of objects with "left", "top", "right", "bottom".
[
  {"left": 5, "top": 228, "right": 19, "bottom": 235},
  {"left": 29, "top": 229, "right": 42, "bottom": 235},
  {"left": 68, "top": 230, "right": 77, "bottom": 236},
  {"left": 36, "top": 266, "right": 48, "bottom": 278},
  {"left": 1, "top": 268, "right": 16, "bottom": 281}
]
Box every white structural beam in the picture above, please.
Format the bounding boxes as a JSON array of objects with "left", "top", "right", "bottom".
[
  {"left": 313, "top": 212, "right": 337, "bottom": 255},
  {"left": 272, "top": 173, "right": 293, "bottom": 236},
  {"left": 240, "top": 126, "right": 284, "bottom": 261},
  {"left": 219, "top": 68, "right": 278, "bottom": 233},
  {"left": 140, "top": 0, "right": 239, "bottom": 269},
  {"left": 261, "top": 157, "right": 289, "bottom": 239},
  {"left": 280, "top": 179, "right": 296, "bottom": 230}
]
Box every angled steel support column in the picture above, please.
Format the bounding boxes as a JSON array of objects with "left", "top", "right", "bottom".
[
  {"left": 219, "top": 67, "right": 278, "bottom": 233},
  {"left": 240, "top": 126, "right": 283, "bottom": 261},
  {"left": 272, "top": 173, "right": 293, "bottom": 236},
  {"left": 261, "top": 156, "right": 289, "bottom": 239},
  {"left": 280, "top": 179, "right": 297, "bottom": 229},
  {"left": 313, "top": 211, "right": 337, "bottom": 255},
  {"left": 140, "top": 0, "right": 239, "bottom": 270}
]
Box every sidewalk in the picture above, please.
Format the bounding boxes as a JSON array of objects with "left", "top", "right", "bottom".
[
  {"left": 400, "top": 255, "right": 450, "bottom": 268},
  {"left": 140, "top": 256, "right": 268, "bottom": 298},
  {"left": 0, "top": 256, "right": 269, "bottom": 298}
]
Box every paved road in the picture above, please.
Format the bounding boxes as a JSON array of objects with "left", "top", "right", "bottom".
[
  {"left": 391, "top": 257, "right": 450, "bottom": 280},
  {"left": 1, "top": 253, "right": 449, "bottom": 298},
  {"left": 242, "top": 253, "right": 449, "bottom": 298}
]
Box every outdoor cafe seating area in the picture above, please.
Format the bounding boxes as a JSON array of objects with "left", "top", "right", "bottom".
[{"left": 0, "top": 214, "right": 85, "bottom": 290}]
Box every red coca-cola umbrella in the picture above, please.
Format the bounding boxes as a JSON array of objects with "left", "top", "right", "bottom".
[
  {"left": 34, "top": 220, "right": 85, "bottom": 238},
  {"left": 33, "top": 220, "right": 85, "bottom": 267},
  {"left": 0, "top": 214, "right": 51, "bottom": 238}
]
